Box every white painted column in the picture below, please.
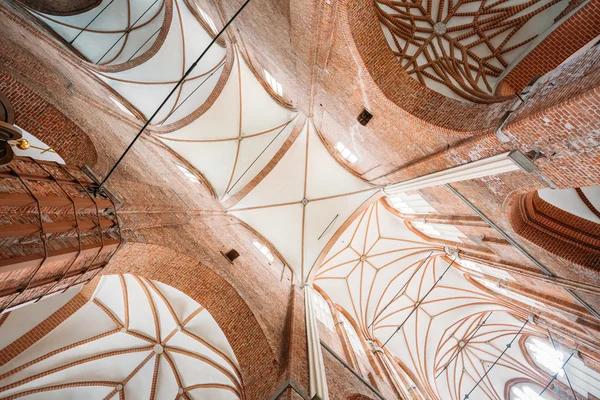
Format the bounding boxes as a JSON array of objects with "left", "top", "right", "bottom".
[
  {"left": 304, "top": 285, "right": 329, "bottom": 400},
  {"left": 384, "top": 151, "right": 535, "bottom": 195}
]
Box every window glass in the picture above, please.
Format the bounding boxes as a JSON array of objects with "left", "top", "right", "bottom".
[
  {"left": 339, "top": 313, "right": 365, "bottom": 355},
  {"left": 386, "top": 192, "right": 436, "bottom": 215},
  {"left": 312, "top": 290, "right": 334, "bottom": 330},
  {"left": 197, "top": 7, "right": 217, "bottom": 33},
  {"left": 511, "top": 385, "right": 545, "bottom": 400},
  {"left": 175, "top": 164, "right": 200, "bottom": 184},
  {"left": 335, "top": 142, "right": 359, "bottom": 163},
  {"left": 526, "top": 338, "right": 564, "bottom": 376},
  {"left": 264, "top": 70, "right": 283, "bottom": 96},
  {"left": 252, "top": 240, "right": 275, "bottom": 263}
]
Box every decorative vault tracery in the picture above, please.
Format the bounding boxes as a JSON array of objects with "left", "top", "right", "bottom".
[
  {"left": 375, "top": 0, "right": 570, "bottom": 102},
  {"left": 0, "top": 274, "right": 243, "bottom": 399},
  {"left": 315, "top": 200, "right": 560, "bottom": 400}
]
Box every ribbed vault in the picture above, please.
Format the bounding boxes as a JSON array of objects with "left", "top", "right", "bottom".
[
  {"left": 228, "top": 119, "right": 380, "bottom": 282},
  {"left": 0, "top": 274, "right": 243, "bottom": 400},
  {"left": 315, "top": 200, "right": 552, "bottom": 400},
  {"left": 93, "top": 0, "right": 228, "bottom": 126},
  {"left": 376, "top": 0, "right": 571, "bottom": 102},
  {"left": 157, "top": 44, "right": 298, "bottom": 201}
]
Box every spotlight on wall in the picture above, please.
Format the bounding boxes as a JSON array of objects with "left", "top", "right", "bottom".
[{"left": 357, "top": 108, "right": 373, "bottom": 126}]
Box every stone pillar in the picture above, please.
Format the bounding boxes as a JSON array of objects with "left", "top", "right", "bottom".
[{"left": 305, "top": 285, "right": 329, "bottom": 400}]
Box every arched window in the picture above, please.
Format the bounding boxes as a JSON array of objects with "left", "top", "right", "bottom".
[
  {"left": 386, "top": 192, "right": 436, "bottom": 215},
  {"left": 339, "top": 313, "right": 365, "bottom": 356},
  {"left": 524, "top": 337, "right": 600, "bottom": 398},
  {"left": 455, "top": 257, "right": 514, "bottom": 281},
  {"left": 312, "top": 290, "right": 334, "bottom": 330},
  {"left": 412, "top": 220, "right": 467, "bottom": 243},
  {"left": 526, "top": 338, "right": 565, "bottom": 377},
  {"left": 472, "top": 277, "right": 544, "bottom": 310},
  {"left": 509, "top": 383, "right": 554, "bottom": 400}
]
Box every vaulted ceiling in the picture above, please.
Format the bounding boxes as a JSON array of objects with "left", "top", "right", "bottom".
[
  {"left": 0, "top": 274, "right": 242, "bottom": 399},
  {"left": 376, "top": 0, "right": 571, "bottom": 102},
  {"left": 314, "top": 200, "right": 554, "bottom": 399},
  {"left": 14, "top": 1, "right": 597, "bottom": 398}
]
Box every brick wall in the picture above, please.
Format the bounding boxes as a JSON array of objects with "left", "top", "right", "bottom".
[
  {"left": 0, "top": 74, "right": 97, "bottom": 167},
  {"left": 16, "top": 0, "right": 101, "bottom": 16},
  {"left": 500, "top": 0, "right": 600, "bottom": 93}
]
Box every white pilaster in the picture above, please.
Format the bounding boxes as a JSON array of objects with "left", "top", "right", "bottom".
[
  {"left": 384, "top": 151, "right": 535, "bottom": 195},
  {"left": 304, "top": 285, "right": 329, "bottom": 400}
]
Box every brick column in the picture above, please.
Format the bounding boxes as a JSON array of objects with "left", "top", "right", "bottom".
[{"left": 0, "top": 157, "right": 121, "bottom": 313}]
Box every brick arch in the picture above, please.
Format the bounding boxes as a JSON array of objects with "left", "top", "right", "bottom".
[
  {"left": 341, "top": 0, "right": 514, "bottom": 133},
  {"left": 80, "top": 242, "right": 278, "bottom": 400},
  {"left": 0, "top": 74, "right": 98, "bottom": 167},
  {"left": 498, "top": 2, "right": 600, "bottom": 94},
  {"left": 509, "top": 190, "right": 600, "bottom": 271},
  {"left": 16, "top": 0, "right": 101, "bottom": 16},
  {"left": 0, "top": 91, "right": 15, "bottom": 124},
  {"left": 347, "top": 394, "right": 375, "bottom": 400}
]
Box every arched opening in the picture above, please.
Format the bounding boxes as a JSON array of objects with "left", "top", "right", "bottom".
[
  {"left": 16, "top": 0, "right": 101, "bottom": 16},
  {"left": 510, "top": 188, "right": 600, "bottom": 270},
  {"left": 523, "top": 336, "right": 600, "bottom": 398},
  {"left": 20, "top": 0, "right": 172, "bottom": 69},
  {"left": 345, "top": 0, "right": 600, "bottom": 132},
  {"left": 507, "top": 381, "right": 556, "bottom": 400}
]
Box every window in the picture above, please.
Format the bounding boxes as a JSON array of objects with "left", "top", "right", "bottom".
[
  {"left": 252, "top": 240, "right": 274, "bottom": 263},
  {"left": 511, "top": 385, "right": 544, "bottom": 400},
  {"left": 473, "top": 277, "right": 543, "bottom": 309},
  {"left": 109, "top": 96, "right": 135, "bottom": 118},
  {"left": 339, "top": 313, "right": 365, "bottom": 355},
  {"left": 526, "top": 338, "right": 564, "bottom": 377},
  {"left": 412, "top": 221, "right": 467, "bottom": 242},
  {"left": 312, "top": 290, "right": 334, "bottom": 330},
  {"left": 456, "top": 258, "right": 514, "bottom": 281},
  {"left": 334, "top": 142, "right": 359, "bottom": 164},
  {"left": 197, "top": 7, "right": 217, "bottom": 33},
  {"left": 175, "top": 164, "right": 200, "bottom": 184},
  {"left": 386, "top": 192, "right": 436, "bottom": 215},
  {"left": 264, "top": 70, "right": 283, "bottom": 96}
]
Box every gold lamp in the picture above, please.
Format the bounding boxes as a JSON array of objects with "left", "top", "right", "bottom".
[{"left": 15, "top": 139, "right": 30, "bottom": 150}]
